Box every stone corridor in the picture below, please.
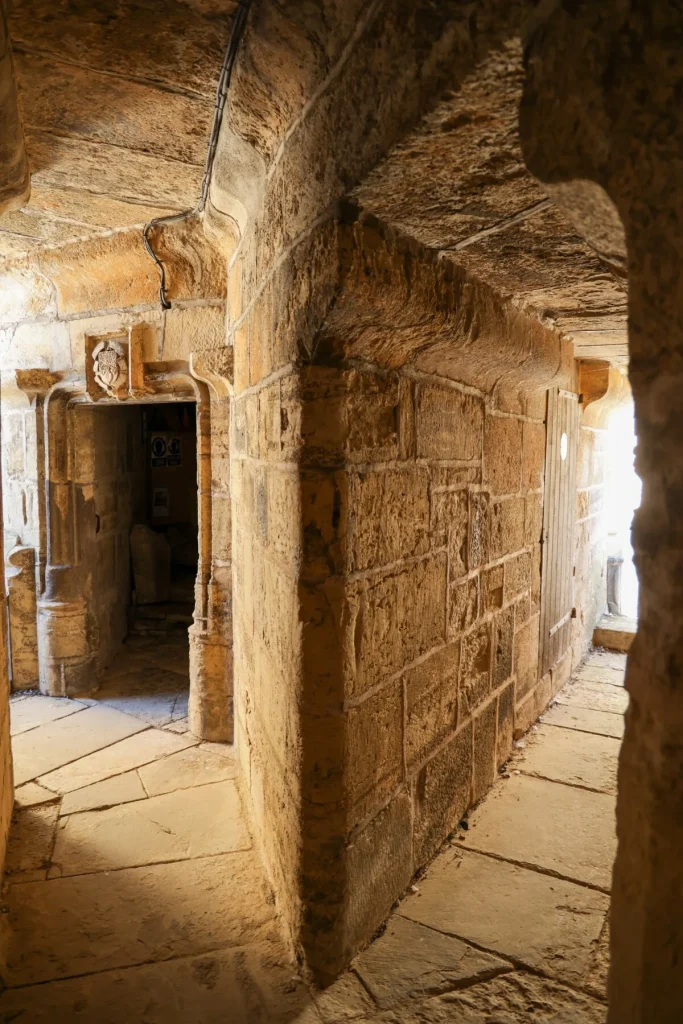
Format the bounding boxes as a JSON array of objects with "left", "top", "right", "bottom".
[{"left": 0, "top": 648, "right": 624, "bottom": 1021}]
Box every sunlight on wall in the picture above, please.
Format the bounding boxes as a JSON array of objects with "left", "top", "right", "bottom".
[{"left": 606, "top": 399, "right": 641, "bottom": 619}]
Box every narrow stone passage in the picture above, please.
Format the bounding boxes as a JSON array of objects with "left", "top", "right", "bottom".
[{"left": 0, "top": 650, "right": 623, "bottom": 1021}]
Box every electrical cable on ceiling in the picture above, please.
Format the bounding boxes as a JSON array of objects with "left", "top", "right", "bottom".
[{"left": 143, "top": 0, "right": 255, "bottom": 310}]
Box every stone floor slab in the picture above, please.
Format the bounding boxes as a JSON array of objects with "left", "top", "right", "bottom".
[
  {"left": 9, "top": 694, "right": 87, "bottom": 736},
  {"left": 0, "top": 944, "right": 321, "bottom": 1024},
  {"left": 556, "top": 680, "right": 629, "bottom": 716},
  {"left": 1, "top": 852, "right": 276, "bottom": 986},
  {"left": 354, "top": 915, "right": 508, "bottom": 1009},
  {"left": 14, "top": 782, "right": 59, "bottom": 808},
  {"left": 12, "top": 705, "right": 148, "bottom": 786},
  {"left": 575, "top": 664, "right": 625, "bottom": 687},
  {"left": 5, "top": 803, "right": 59, "bottom": 882},
  {"left": 541, "top": 703, "right": 624, "bottom": 739},
  {"left": 517, "top": 725, "right": 620, "bottom": 794},
  {"left": 370, "top": 972, "right": 607, "bottom": 1023},
  {"left": 400, "top": 847, "right": 609, "bottom": 990},
  {"left": 60, "top": 770, "right": 146, "bottom": 815},
  {"left": 139, "top": 745, "right": 238, "bottom": 796},
  {"left": 315, "top": 973, "right": 378, "bottom": 1022},
  {"left": 585, "top": 650, "right": 627, "bottom": 673},
  {"left": 465, "top": 775, "right": 616, "bottom": 889},
  {"left": 98, "top": 690, "right": 189, "bottom": 728},
  {"left": 51, "top": 780, "right": 250, "bottom": 876},
  {"left": 39, "top": 727, "right": 195, "bottom": 793}
]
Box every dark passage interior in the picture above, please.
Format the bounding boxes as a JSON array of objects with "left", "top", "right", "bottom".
[{"left": 76, "top": 400, "right": 198, "bottom": 718}]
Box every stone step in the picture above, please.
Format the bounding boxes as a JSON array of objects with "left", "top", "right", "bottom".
[{"left": 593, "top": 614, "right": 636, "bottom": 652}]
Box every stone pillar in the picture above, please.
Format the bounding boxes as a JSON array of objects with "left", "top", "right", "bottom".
[
  {"left": 37, "top": 381, "right": 96, "bottom": 696},
  {"left": 520, "top": 5, "right": 683, "bottom": 1020},
  {"left": 6, "top": 544, "right": 38, "bottom": 690},
  {"left": 188, "top": 366, "right": 234, "bottom": 742}
]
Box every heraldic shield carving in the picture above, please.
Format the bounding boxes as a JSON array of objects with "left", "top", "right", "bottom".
[
  {"left": 92, "top": 338, "right": 128, "bottom": 397},
  {"left": 85, "top": 325, "right": 145, "bottom": 401}
]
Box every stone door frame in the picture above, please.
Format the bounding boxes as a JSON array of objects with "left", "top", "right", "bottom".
[{"left": 34, "top": 361, "right": 234, "bottom": 742}]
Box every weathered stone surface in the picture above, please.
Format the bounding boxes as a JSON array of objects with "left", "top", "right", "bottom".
[
  {"left": 517, "top": 725, "right": 619, "bottom": 795},
  {"left": 1, "top": 852, "right": 274, "bottom": 987},
  {"left": 492, "top": 607, "right": 514, "bottom": 687},
  {"left": 353, "top": 915, "right": 508, "bottom": 1009},
  {"left": 483, "top": 415, "right": 522, "bottom": 495},
  {"left": 416, "top": 385, "right": 483, "bottom": 462},
  {"left": 347, "top": 469, "right": 430, "bottom": 571},
  {"left": 575, "top": 664, "right": 625, "bottom": 688},
  {"left": 490, "top": 497, "right": 526, "bottom": 560},
  {"left": 460, "top": 624, "right": 492, "bottom": 716},
  {"left": 468, "top": 492, "right": 490, "bottom": 570},
  {"left": 0, "top": 943, "right": 320, "bottom": 1024},
  {"left": 12, "top": 705, "right": 147, "bottom": 786},
  {"left": 448, "top": 577, "right": 479, "bottom": 637},
  {"left": 401, "top": 847, "right": 609, "bottom": 990},
  {"left": 9, "top": 694, "right": 87, "bottom": 736},
  {"left": 344, "top": 794, "right": 413, "bottom": 970},
  {"left": 514, "top": 617, "right": 540, "bottom": 700},
  {"left": 368, "top": 972, "right": 607, "bottom": 1023},
  {"left": 466, "top": 775, "right": 616, "bottom": 889},
  {"left": 139, "top": 746, "right": 238, "bottom": 797},
  {"left": 481, "top": 565, "right": 504, "bottom": 612},
  {"left": 51, "top": 781, "right": 249, "bottom": 877},
  {"left": 60, "top": 772, "right": 146, "bottom": 816},
  {"left": 542, "top": 702, "right": 625, "bottom": 739},
  {"left": 350, "top": 556, "right": 447, "bottom": 697},
  {"left": 556, "top": 680, "right": 629, "bottom": 716},
  {"left": 315, "top": 971, "right": 377, "bottom": 1022},
  {"left": 405, "top": 644, "right": 459, "bottom": 771},
  {"left": 522, "top": 420, "right": 547, "bottom": 491},
  {"left": 14, "top": 782, "right": 58, "bottom": 809},
  {"left": 472, "top": 701, "right": 497, "bottom": 803},
  {"left": 39, "top": 728, "right": 195, "bottom": 794},
  {"left": 412, "top": 724, "right": 472, "bottom": 865},
  {"left": 5, "top": 803, "right": 59, "bottom": 881}
]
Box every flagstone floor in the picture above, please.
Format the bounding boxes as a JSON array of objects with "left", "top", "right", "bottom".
[{"left": 0, "top": 642, "right": 625, "bottom": 1022}]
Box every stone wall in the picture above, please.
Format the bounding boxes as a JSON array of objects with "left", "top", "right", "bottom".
[
  {"left": 217, "top": 1, "right": 587, "bottom": 977},
  {"left": 73, "top": 404, "right": 145, "bottom": 675},
  {"left": 0, "top": 408, "right": 13, "bottom": 879}
]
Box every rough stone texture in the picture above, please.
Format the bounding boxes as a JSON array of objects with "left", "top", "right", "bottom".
[
  {"left": 12, "top": 704, "right": 147, "bottom": 786},
  {"left": 353, "top": 916, "right": 508, "bottom": 1009},
  {"left": 39, "top": 728, "right": 196, "bottom": 795},
  {"left": 0, "top": 0, "right": 643, "bottom": 1003},
  {"left": 0, "top": 0, "right": 239, "bottom": 258},
  {"left": 367, "top": 973, "right": 606, "bottom": 1024},
  {"left": 517, "top": 724, "right": 620, "bottom": 794},
  {"left": 401, "top": 848, "right": 609, "bottom": 991},
  {"left": 59, "top": 772, "right": 147, "bottom": 816},
  {"left": 5, "top": 802, "right": 58, "bottom": 881},
  {"left": 466, "top": 774, "right": 616, "bottom": 890},
  {"left": 0, "top": 637, "right": 618, "bottom": 1021},
  {"left": 10, "top": 694, "right": 86, "bottom": 735},
  {"left": 519, "top": 6, "right": 683, "bottom": 1016}
]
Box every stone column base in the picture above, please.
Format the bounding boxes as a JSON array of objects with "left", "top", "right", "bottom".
[
  {"left": 188, "top": 628, "right": 233, "bottom": 742},
  {"left": 37, "top": 598, "right": 95, "bottom": 696}
]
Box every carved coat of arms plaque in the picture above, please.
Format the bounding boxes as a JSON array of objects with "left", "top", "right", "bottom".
[{"left": 92, "top": 338, "right": 128, "bottom": 397}]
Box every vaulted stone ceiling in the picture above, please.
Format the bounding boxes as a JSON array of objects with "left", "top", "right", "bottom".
[
  {"left": 353, "top": 42, "right": 629, "bottom": 365},
  {"left": 0, "top": 0, "right": 239, "bottom": 259}
]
